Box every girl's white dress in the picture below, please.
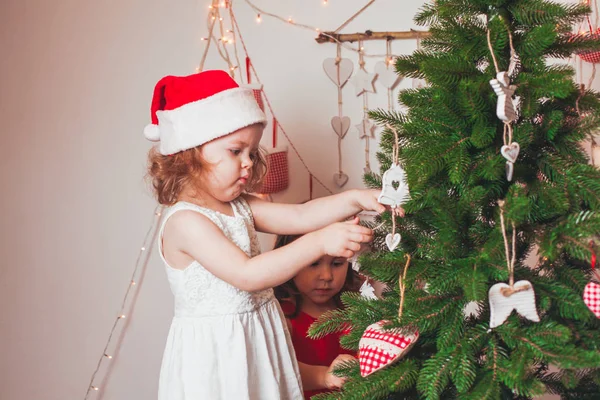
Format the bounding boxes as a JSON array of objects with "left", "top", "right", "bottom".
[{"left": 157, "top": 198, "right": 303, "bottom": 400}]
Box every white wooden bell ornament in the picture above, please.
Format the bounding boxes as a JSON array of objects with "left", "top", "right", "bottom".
[
  {"left": 378, "top": 163, "right": 410, "bottom": 209},
  {"left": 378, "top": 125, "right": 409, "bottom": 252}
]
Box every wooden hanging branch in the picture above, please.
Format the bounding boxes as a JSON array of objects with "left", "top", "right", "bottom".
[{"left": 315, "top": 29, "right": 430, "bottom": 44}]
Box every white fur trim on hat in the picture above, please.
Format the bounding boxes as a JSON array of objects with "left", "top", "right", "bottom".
[{"left": 155, "top": 87, "right": 266, "bottom": 155}]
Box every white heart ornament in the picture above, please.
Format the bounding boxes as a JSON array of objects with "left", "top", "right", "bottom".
[
  {"left": 488, "top": 280, "right": 540, "bottom": 328},
  {"left": 374, "top": 61, "right": 402, "bottom": 89},
  {"left": 323, "top": 58, "right": 354, "bottom": 87},
  {"left": 333, "top": 172, "right": 349, "bottom": 188},
  {"left": 501, "top": 142, "right": 520, "bottom": 163},
  {"left": 331, "top": 116, "right": 351, "bottom": 139},
  {"left": 359, "top": 321, "right": 418, "bottom": 377},
  {"left": 583, "top": 281, "right": 600, "bottom": 318},
  {"left": 385, "top": 233, "right": 401, "bottom": 251}
]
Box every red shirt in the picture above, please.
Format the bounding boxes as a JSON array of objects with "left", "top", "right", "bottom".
[{"left": 281, "top": 302, "right": 355, "bottom": 400}]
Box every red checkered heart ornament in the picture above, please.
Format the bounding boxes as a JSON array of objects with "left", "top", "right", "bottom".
[
  {"left": 358, "top": 321, "right": 418, "bottom": 377},
  {"left": 584, "top": 281, "right": 600, "bottom": 318}
]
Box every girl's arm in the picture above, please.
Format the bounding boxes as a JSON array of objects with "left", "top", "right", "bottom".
[
  {"left": 297, "top": 362, "right": 329, "bottom": 390},
  {"left": 244, "top": 189, "right": 386, "bottom": 235},
  {"left": 298, "top": 355, "right": 356, "bottom": 391},
  {"left": 163, "top": 211, "right": 372, "bottom": 292}
]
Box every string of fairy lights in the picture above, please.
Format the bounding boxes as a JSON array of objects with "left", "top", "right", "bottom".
[{"left": 83, "top": 206, "right": 163, "bottom": 399}]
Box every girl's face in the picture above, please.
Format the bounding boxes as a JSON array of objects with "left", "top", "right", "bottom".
[
  {"left": 198, "top": 124, "right": 263, "bottom": 202},
  {"left": 293, "top": 256, "right": 349, "bottom": 306}
]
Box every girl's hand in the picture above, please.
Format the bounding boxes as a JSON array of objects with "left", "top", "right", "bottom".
[
  {"left": 352, "top": 189, "right": 387, "bottom": 214},
  {"left": 316, "top": 217, "right": 373, "bottom": 259},
  {"left": 324, "top": 354, "right": 356, "bottom": 390}
]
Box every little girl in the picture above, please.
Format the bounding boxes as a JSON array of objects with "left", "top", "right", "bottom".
[
  {"left": 143, "top": 70, "right": 385, "bottom": 400},
  {"left": 274, "top": 234, "right": 360, "bottom": 399}
]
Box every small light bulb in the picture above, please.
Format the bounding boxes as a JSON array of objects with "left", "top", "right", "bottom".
[
  {"left": 256, "top": 14, "right": 261, "bottom": 23},
  {"left": 219, "top": 17, "right": 223, "bottom": 21},
  {"left": 119, "top": 314, "right": 126, "bottom": 319},
  {"left": 92, "top": 386, "right": 99, "bottom": 391},
  {"left": 208, "top": 5, "right": 213, "bottom": 9},
  {"left": 141, "top": 247, "right": 146, "bottom": 251},
  {"left": 323, "top": 0, "right": 328, "bottom": 4},
  {"left": 131, "top": 281, "right": 136, "bottom": 286},
  {"left": 212, "top": 16, "right": 216, "bottom": 20},
  {"left": 315, "top": 28, "right": 320, "bottom": 32},
  {"left": 288, "top": 17, "right": 293, "bottom": 23},
  {"left": 104, "top": 354, "right": 113, "bottom": 359}
]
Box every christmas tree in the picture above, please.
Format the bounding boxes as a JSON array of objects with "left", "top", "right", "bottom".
[{"left": 310, "top": 1, "right": 600, "bottom": 398}]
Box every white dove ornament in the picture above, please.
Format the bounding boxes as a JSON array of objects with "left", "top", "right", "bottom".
[
  {"left": 378, "top": 163, "right": 410, "bottom": 208},
  {"left": 489, "top": 280, "right": 540, "bottom": 328},
  {"left": 490, "top": 72, "right": 519, "bottom": 123}
]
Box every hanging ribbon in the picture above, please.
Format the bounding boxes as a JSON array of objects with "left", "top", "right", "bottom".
[
  {"left": 590, "top": 240, "right": 600, "bottom": 282},
  {"left": 246, "top": 56, "right": 252, "bottom": 83}
]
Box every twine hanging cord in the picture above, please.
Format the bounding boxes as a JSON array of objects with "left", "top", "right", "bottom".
[
  {"left": 498, "top": 200, "right": 529, "bottom": 296},
  {"left": 398, "top": 254, "right": 411, "bottom": 321}
]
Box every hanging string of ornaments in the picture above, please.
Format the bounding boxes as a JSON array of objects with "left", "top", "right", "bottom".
[
  {"left": 483, "top": 18, "right": 542, "bottom": 330},
  {"left": 486, "top": 21, "right": 521, "bottom": 182}
]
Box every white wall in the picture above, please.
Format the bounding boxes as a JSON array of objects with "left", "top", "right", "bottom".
[{"left": 0, "top": 0, "right": 587, "bottom": 399}]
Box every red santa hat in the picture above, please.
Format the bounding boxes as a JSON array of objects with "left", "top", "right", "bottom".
[{"left": 143, "top": 70, "right": 267, "bottom": 155}]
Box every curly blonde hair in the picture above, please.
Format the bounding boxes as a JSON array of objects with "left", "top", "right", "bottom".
[{"left": 146, "top": 145, "right": 267, "bottom": 206}]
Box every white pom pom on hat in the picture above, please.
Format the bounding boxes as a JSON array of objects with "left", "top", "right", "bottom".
[
  {"left": 143, "top": 123, "right": 161, "bottom": 141},
  {"left": 143, "top": 70, "right": 267, "bottom": 155}
]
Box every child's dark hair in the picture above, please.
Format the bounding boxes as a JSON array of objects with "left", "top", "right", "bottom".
[{"left": 273, "top": 234, "right": 362, "bottom": 319}]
